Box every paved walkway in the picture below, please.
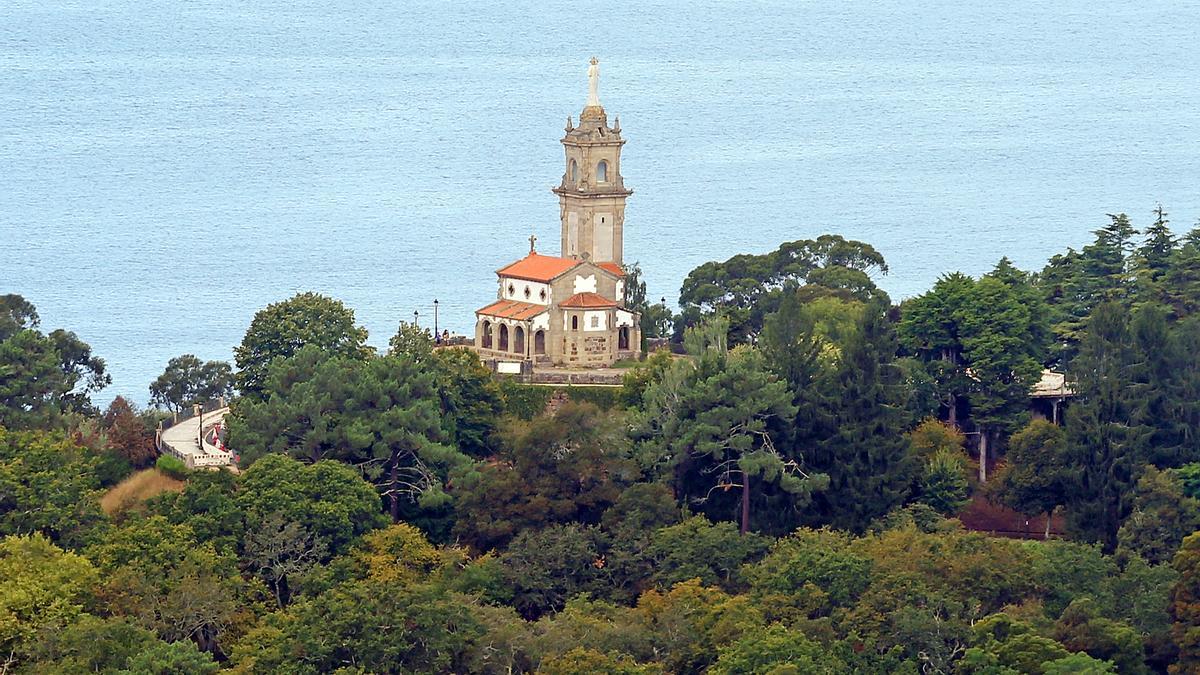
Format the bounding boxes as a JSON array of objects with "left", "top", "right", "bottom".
[{"left": 160, "top": 407, "right": 233, "bottom": 468}]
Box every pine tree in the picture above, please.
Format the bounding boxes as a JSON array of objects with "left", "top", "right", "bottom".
[
  {"left": 1164, "top": 227, "right": 1200, "bottom": 318},
  {"left": 1136, "top": 205, "right": 1177, "bottom": 299},
  {"left": 1167, "top": 318, "right": 1200, "bottom": 464},
  {"left": 638, "top": 318, "right": 827, "bottom": 533},
  {"left": 760, "top": 290, "right": 827, "bottom": 461},
  {"left": 1063, "top": 302, "right": 1153, "bottom": 551},
  {"left": 1045, "top": 214, "right": 1140, "bottom": 364},
  {"left": 808, "top": 301, "right": 917, "bottom": 532},
  {"left": 1130, "top": 304, "right": 1180, "bottom": 467}
]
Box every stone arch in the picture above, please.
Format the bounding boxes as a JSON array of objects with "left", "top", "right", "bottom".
[
  {"left": 514, "top": 325, "right": 525, "bottom": 354},
  {"left": 481, "top": 320, "right": 493, "bottom": 349},
  {"left": 618, "top": 326, "right": 630, "bottom": 350},
  {"left": 596, "top": 160, "right": 608, "bottom": 182},
  {"left": 534, "top": 330, "right": 546, "bottom": 355},
  {"left": 499, "top": 324, "right": 509, "bottom": 351}
]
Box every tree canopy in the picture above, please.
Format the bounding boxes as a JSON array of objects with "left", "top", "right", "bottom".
[
  {"left": 234, "top": 292, "right": 371, "bottom": 396},
  {"left": 7, "top": 217, "right": 1200, "bottom": 673}
]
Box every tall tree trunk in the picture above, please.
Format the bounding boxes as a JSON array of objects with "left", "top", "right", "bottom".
[
  {"left": 1045, "top": 510, "right": 1052, "bottom": 539},
  {"left": 389, "top": 459, "right": 400, "bottom": 522},
  {"left": 740, "top": 473, "right": 750, "bottom": 535},
  {"left": 944, "top": 350, "right": 960, "bottom": 429},
  {"left": 978, "top": 429, "right": 988, "bottom": 484}
]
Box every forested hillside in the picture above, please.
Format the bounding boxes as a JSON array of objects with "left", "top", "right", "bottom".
[{"left": 3, "top": 209, "right": 1200, "bottom": 673}]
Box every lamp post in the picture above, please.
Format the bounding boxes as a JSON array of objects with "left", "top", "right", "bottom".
[
  {"left": 433, "top": 299, "right": 439, "bottom": 342},
  {"left": 413, "top": 309, "right": 419, "bottom": 327}
]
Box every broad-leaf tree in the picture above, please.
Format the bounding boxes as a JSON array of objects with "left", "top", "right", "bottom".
[
  {"left": 678, "top": 235, "right": 887, "bottom": 342},
  {"left": 234, "top": 292, "right": 371, "bottom": 396},
  {"left": 452, "top": 402, "right": 633, "bottom": 551},
  {"left": 102, "top": 396, "right": 157, "bottom": 469},
  {"left": 991, "top": 419, "right": 1071, "bottom": 538},
  {"left": 149, "top": 354, "right": 234, "bottom": 412},
  {"left": 1172, "top": 532, "right": 1200, "bottom": 673},
  {"left": 0, "top": 428, "right": 104, "bottom": 546},
  {"left": 0, "top": 533, "right": 99, "bottom": 667},
  {"left": 0, "top": 295, "right": 109, "bottom": 427},
  {"left": 898, "top": 272, "right": 977, "bottom": 428}
]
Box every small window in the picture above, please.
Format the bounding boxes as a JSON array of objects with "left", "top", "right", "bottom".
[
  {"left": 507, "top": 283, "right": 515, "bottom": 296},
  {"left": 539, "top": 288, "right": 547, "bottom": 301},
  {"left": 571, "top": 316, "right": 579, "bottom": 330},
  {"left": 524, "top": 286, "right": 531, "bottom": 299},
  {"left": 596, "top": 160, "right": 608, "bottom": 182},
  {"left": 590, "top": 315, "right": 600, "bottom": 328}
]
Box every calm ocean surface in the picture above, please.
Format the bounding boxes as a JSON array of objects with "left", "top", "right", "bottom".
[{"left": 2, "top": 1, "right": 1199, "bottom": 405}]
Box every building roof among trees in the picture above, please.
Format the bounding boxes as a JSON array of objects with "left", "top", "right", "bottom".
[
  {"left": 596, "top": 262, "right": 625, "bottom": 277},
  {"left": 475, "top": 299, "right": 548, "bottom": 321},
  {"left": 1030, "top": 369, "right": 1076, "bottom": 398},
  {"left": 559, "top": 292, "right": 620, "bottom": 309},
  {"left": 497, "top": 253, "right": 624, "bottom": 282},
  {"left": 497, "top": 253, "right": 581, "bottom": 282}
]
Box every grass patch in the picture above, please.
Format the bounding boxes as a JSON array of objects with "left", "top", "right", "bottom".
[{"left": 100, "top": 468, "right": 185, "bottom": 516}]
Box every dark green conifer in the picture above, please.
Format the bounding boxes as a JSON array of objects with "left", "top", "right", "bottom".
[
  {"left": 1064, "top": 302, "right": 1154, "bottom": 551},
  {"left": 808, "top": 301, "right": 916, "bottom": 532}
]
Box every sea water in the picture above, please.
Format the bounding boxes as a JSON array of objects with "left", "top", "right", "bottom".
[{"left": 2, "top": 0, "right": 1199, "bottom": 404}]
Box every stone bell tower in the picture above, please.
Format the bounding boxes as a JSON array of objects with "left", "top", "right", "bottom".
[{"left": 553, "top": 57, "right": 633, "bottom": 266}]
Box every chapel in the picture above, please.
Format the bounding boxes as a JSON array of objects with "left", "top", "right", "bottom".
[{"left": 474, "top": 58, "right": 642, "bottom": 369}]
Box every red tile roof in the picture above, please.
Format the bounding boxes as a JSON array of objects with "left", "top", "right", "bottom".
[
  {"left": 497, "top": 253, "right": 581, "bottom": 282},
  {"left": 597, "top": 262, "right": 625, "bottom": 277},
  {"left": 560, "top": 292, "right": 620, "bottom": 309},
  {"left": 476, "top": 299, "right": 548, "bottom": 321}
]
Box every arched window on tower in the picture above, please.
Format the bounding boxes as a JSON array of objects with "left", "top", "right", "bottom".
[
  {"left": 596, "top": 160, "right": 608, "bottom": 183},
  {"left": 570, "top": 159, "right": 578, "bottom": 183}
]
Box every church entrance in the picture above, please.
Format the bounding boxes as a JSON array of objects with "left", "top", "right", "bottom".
[
  {"left": 618, "top": 326, "right": 630, "bottom": 350},
  {"left": 514, "top": 326, "right": 525, "bottom": 354},
  {"left": 499, "top": 325, "right": 509, "bottom": 351},
  {"left": 534, "top": 330, "right": 546, "bottom": 355},
  {"left": 482, "top": 321, "right": 493, "bottom": 349}
]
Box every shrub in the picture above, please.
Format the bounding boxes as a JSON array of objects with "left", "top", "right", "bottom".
[
  {"left": 155, "top": 454, "right": 189, "bottom": 480},
  {"left": 499, "top": 381, "right": 553, "bottom": 420}
]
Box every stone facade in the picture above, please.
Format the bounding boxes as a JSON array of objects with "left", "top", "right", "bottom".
[
  {"left": 474, "top": 258, "right": 640, "bottom": 367},
  {"left": 553, "top": 104, "right": 632, "bottom": 265},
  {"left": 474, "top": 60, "right": 640, "bottom": 369}
]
